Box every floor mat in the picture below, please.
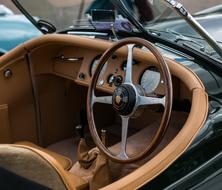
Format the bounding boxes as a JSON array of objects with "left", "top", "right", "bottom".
[{"left": 47, "top": 111, "right": 188, "bottom": 176}]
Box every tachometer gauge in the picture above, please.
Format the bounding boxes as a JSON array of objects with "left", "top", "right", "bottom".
[
  {"left": 90, "top": 55, "right": 107, "bottom": 77},
  {"left": 140, "top": 67, "right": 160, "bottom": 94}
]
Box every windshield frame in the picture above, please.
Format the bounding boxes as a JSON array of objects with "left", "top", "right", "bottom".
[{"left": 10, "top": 0, "right": 222, "bottom": 71}]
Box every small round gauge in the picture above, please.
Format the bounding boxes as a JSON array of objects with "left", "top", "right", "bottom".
[
  {"left": 90, "top": 55, "right": 107, "bottom": 77},
  {"left": 140, "top": 67, "right": 160, "bottom": 94},
  {"left": 107, "top": 74, "right": 115, "bottom": 86}
]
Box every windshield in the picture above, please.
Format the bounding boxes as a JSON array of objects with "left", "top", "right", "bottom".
[{"left": 12, "top": 0, "right": 222, "bottom": 61}]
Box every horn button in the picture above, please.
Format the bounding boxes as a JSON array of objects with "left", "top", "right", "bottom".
[{"left": 112, "top": 84, "right": 136, "bottom": 116}]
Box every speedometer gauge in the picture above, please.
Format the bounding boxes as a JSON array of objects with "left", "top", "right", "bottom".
[
  {"left": 90, "top": 55, "right": 107, "bottom": 77},
  {"left": 140, "top": 67, "right": 160, "bottom": 94}
]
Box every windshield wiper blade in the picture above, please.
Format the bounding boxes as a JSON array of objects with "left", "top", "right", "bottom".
[
  {"left": 164, "top": 0, "right": 222, "bottom": 59},
  {"left": 166, "top": 29, "right": 206, "bottom": 51},
  {"left": 148, "top": 28, "right": 207, "bottom": 52},
  {"left": 149, "top": 28, "right": 221, "bottom": 58}
]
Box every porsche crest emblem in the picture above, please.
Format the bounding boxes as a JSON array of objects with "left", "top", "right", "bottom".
[{"left": 115, "top": 95, "right": 122, "bottom": 105}]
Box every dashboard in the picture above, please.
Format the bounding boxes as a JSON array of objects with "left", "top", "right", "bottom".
[
  {"left": 49, "top": 40, "right": 199, "bottom": 100},
  {"left": 27, "top": 34, "right": 210, "bottom": 104},
  {"left": 51, "top": 44, "right": 166, "bottom": 96},
  {"left": 51, "top": 41, "right": 221, "bottom": 99}
]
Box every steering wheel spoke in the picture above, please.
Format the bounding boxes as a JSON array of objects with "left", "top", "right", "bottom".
[
  {"left": 118, "top": 116, "right": 130, "bottom": 159},
  {"left": 138, "top": 95, "right": 165, "bottom": 107},
  {"left": 92, "top": 94, "right": 113, "bottom": 106},
  {"left": 124, "top": 44, "right": 135, "bottom": 84}
]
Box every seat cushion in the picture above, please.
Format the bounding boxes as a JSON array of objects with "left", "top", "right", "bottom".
[
  {"left": 15, "top": 141, "right": 72, "bottom": 170},
  {"left": 0, "top": 144, "right": 88, "bottom": 190}
]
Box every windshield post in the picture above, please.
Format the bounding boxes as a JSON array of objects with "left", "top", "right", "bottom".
[{"left": 164, "top": 0, "right": 222, "bottom": 59}]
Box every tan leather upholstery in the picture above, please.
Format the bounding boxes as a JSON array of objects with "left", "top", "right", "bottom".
[
  {"left": 0, "top": 34, "right": 209, "bottom": 189},
  {"left": 0, "top": 144, "right": 88, "bottom": 190},
  {"left": 15, "top": 141, "right": 73, "bottom": 170}
]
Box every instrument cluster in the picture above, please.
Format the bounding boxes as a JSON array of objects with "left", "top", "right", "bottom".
[{"left": 87, "top": 55, "right": 161, "bottom": 94}]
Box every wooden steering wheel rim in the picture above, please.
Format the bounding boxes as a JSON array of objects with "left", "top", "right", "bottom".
[{"left": 87, "top": 37, "right": 173, "bottom": 163}]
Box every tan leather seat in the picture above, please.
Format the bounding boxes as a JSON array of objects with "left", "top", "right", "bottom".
[
  {"left": 16, "top": 141, "right": 72, "bottom": 170},
  {"left": 0, "top": 144, "right": 88, "bottom": 190}
]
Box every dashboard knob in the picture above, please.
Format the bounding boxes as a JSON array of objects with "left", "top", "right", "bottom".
[
  {"left": 79, "top": 73, "right": 85, "bottom": 80},
  {"left": 114, "top": 75, "right": 123, "bottom": 87},
  {"left": 4, "top": 69, "right": 13, "bottom": 78}
]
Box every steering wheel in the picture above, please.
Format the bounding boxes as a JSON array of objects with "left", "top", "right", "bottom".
[{"left": 87, "top": 38, "right": 173, "bottom": 163}]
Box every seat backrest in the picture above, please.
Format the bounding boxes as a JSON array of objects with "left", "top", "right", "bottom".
[{"left": 0, "top": 144, "right": 78, "bottom": 190}]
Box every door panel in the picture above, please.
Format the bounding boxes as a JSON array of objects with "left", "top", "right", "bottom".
[
  {"left": 0, "top": 55, "right": 37, "bottom": 143},
  {"left": 0, "top": 104, "right": 11, "bottom": 143}
]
